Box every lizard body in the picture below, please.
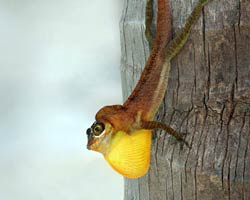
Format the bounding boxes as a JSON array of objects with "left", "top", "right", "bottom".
[{"left": 86, "top": 0, "right": 210, "bottom": 178}]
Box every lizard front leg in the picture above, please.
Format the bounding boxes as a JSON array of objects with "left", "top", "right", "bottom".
[{"left": 140, "top": 120, "right": 190, "bottom": 148}]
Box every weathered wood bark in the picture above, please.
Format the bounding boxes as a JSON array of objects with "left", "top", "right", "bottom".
[{"left": 120, "top": 0, "right": 250, "bottom": 199}]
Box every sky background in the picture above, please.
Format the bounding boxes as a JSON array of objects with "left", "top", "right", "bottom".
[{"left": 0, "top": 0, "right": 124, "bottom": 199}]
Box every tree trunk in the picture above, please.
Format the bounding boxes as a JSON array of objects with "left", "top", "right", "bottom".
[{"left": 120, "top": 0, "right": 250, "bottom": 199}]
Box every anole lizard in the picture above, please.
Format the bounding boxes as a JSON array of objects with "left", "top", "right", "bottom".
[{"left": 86, "top": 0, "right": 210, "bottom": 178}]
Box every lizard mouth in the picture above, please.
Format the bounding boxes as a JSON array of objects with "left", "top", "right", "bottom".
[
  {"left": 86, "top": 133, "right": 98, "bottom": 150},
  {"left": 86, "top": 140, "right": 93, "bottom": 150},
  {"left": 86, "top": 128, "right": 94, "bottom": 150},
  {"left": 86, "top": 133, "right": 103, "bottom": 152}
]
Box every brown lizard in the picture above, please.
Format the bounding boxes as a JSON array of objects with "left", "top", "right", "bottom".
[{"left": 86, "top": 0, "right": 210, "bottom": 178}]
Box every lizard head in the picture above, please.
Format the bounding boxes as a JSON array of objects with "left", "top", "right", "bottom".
[
  {"left": 86, "top": 105, "right": 152, "bottom": 178},
  {"left": 86, "top": 105, "right": 125, "bottom": 154},
  {"left": 86, "top": 120, "right": 113, "bottom": 154}
]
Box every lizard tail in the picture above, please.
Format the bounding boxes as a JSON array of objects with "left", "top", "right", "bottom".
[{"left": 163, "top": 0, "right": 210, "bottom": 61}]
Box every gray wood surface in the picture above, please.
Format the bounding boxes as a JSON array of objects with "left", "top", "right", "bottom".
[{"left": 120, "top": 0, "right": 250, "bottom": 199}]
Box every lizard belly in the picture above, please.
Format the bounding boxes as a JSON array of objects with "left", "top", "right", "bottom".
[{"left": 104, "top": 130, "right": 152, "bottom": 178}]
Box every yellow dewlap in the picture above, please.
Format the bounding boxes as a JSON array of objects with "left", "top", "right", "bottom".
[{"left": 104, "top": 129, "right": 152, "bottom": 178}]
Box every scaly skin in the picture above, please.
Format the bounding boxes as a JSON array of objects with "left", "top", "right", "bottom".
[{"left": 86, "top": 0, "right": 210, "bottom": 178}]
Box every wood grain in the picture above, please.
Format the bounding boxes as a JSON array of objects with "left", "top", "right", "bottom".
[{"left": 120, "top": 0, "right": 250, "bottom": 199}]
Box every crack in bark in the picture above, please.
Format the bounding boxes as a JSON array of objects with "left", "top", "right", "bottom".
[
  {"left": 153, "top": 131, "right": 160, "bottom": 176},
  {"left": 200, "top": 95, "right": 209, "bottom": 170},
  {"left": 138, "top": 179, "right": 141, "bottom": 200},
  {"left": 179, "top": 108, "right": 193, "bottom": 128},
  {"left": 162, "top": 97, "right": 168, "bottom": 124},
  {"left": 141, "top": 0, "right": 149, "bottom": 65},
  {"left": 194, "top": 162, "right": 198, "bottom": 200},
  {"left": 162, "top": 108, "right": 176, "bottom": 153},
  {"left": 228, "top": 154, "right": 232, "bottom": 200},
  {"left": 213, "top": 103, "right": 226, "bottom": 170},
  {"left": 159, "top": 97, "right": 168, "bottom": 155},
  {"left": 237, "top": 0, "right": 242, "bottom": 30},
  {"left": 202, "top": 7, "right": 211, "bottom": 100},
  {"left": 206, "top": 43, "right": 211, "bottom": 101},
  {"left": 169, "top": 108, "right": 176, "bottom": 124},
  {"left": 180, "top": 172, "right": 184, "bottom": 200},
  {"left": 233, "top": 26, "right": 239, "bottom": 87},
  {"left": 192, "top": 95, "right": 209, "bottom": 200},
  {"left": 192, "top": 41, "right": 197, "bottom": 94},
  {"left": 176, "top": 62, "right": 180, "bottom": 105},
  {"left": 234, "top": 111, "right": 246, "bottom": 181},
  {"left": 184, "top": 112, "right": 198, "bottom": 183},
  {"left": 177, "top": 107, "right": 194, "bottom": 157},
  {"left": 191, "top": 80, "right": 195, "bottom": 110},
  {"left": 131, "top": 50, "right": 136, "bottom": 92},
  {"left": 121, "top": 0, "right": 129, "bottom": 67},
  {"left": 148, "top": 168, "right": 151, "bottom": 200},
  {"left": 242, "top": 116, "right": 250, "bottom": 200},
  {"left": 165, "top": 174, "right": 169, "bottom": 200},
  {"left": 170, "top": 145, "right": 176, "bottom": 200},
  {"left": 201, "top": 122, "right": 210, "bottom": 171},
  {"left": 221, "top": 85, "right": 236, "bottom": 188}
]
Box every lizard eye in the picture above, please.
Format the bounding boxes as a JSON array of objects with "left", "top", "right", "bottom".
[{"left": 92, "top": 122, "right": 105, "bottom": 137}]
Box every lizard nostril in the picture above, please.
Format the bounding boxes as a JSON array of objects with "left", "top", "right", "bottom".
[{"left": 86, "top": 128, "right": 92, "bottom": 136}]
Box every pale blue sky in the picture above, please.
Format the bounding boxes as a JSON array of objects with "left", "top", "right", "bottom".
[{"left": 0, "top": 0, "right": 124, "bottom": 199}]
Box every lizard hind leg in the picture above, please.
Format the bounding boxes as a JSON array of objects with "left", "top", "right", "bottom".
[{"left": 141, "top": 120, "right": 191, "bottom": 149}]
